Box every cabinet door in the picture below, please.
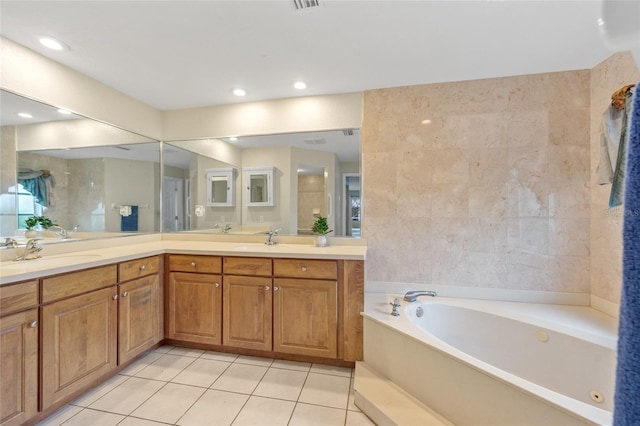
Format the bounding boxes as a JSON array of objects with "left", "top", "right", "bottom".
[
  {"left": 273, "top": 278, "right": 337, "bottom": 358},
  {"left": 167, "top": 272, "right": 222, "bottom": 345},
  {"left": 0, "top": 309, "right": 38, "bottom": 426},
  {"left": 223, "top": 275, "right": 272, "bottom": 351},
  {"left": 119, "top": 274, "right": 161, "bottom": 364},
  {"left": 41, "top": 287, "right": 118, "bottom": 410}
]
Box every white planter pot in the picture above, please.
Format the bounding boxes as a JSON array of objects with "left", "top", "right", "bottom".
[
  {"left": 315, "top": 234, "right": 328, "bottom": 247},
  {"left": 25, "top": 229, "right": 37, "bottom": 238}
]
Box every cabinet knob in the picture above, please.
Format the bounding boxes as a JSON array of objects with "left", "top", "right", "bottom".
[
  {"left": 191, "top": 262, "right": 197, "bottom": 267},
  {"left": 140, "top": 265, "right": 146, "bottom": 271},
  {"left": 122, "top": 291, "right": 129, "bottom": 297},
  {"left": 265, "top": 286, "right": 270, "bottom": 291},
  {"left": 215, "top": 283, "right": 220, "bottom": 288},
  {"left": 29, "top": 320, "right": 38, "bottom": 328},
  {"left": 274, "top": 286, "right": 279, "bottom": 291},
  {"left": 301, "top": 266, "right": 307, "bottom": 272},
  {"left": 112, "top": 294, "right": 119, "bottom": 300}
]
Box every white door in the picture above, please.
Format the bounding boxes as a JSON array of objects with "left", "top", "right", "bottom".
[{"left": 163, "top": 177, "right": 184, "bottom": 232}]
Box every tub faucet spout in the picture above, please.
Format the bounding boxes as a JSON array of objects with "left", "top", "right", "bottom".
[{"left": 403, "top": 290, "right": 437, "bottom": 302}]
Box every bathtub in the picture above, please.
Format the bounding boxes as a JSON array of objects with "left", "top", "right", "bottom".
[{"left": 357, "top": 294, "right": 618, "bottom": 426}]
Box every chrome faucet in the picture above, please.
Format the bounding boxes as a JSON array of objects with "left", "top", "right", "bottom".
[
  {"left": 265, "top": 228, "right": 281, "bottom": 245},
  {"left": 223, "top": 224, "right": 232, "bottom": 234},
  {"left": 1, "top": 238, "right": 18, "bottom": 248},
  {"left": 14, "top": 238, "right": 42, "bottom": 261},
  {"left": 48, "top": 225, "right": 78, "bottom": 240},
  {"left": 389, "top": 298, "right": 401, "bottom": 316},
  {"left": 403, "top": 290, "right": 437, "bottom": 302}
]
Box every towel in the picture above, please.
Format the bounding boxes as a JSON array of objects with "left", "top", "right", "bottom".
[
  {"left": 610, "top": 90, "right": 635, "bottom": 208},
  {"left": 120, "top": 205, "right": 138, "bottom": 232},
  {"left": 614, "top": 83, "right": 640, "bottom": 426}
]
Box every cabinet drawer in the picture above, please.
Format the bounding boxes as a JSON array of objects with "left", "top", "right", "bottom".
[
  {"left": 223, "top": 257, "right": 272, "bottom": 276},
  {"left": 119, "top": 256, "right": 160, "bottom": 282},
  {"left": 168, "top": 255, "right": 222, "bottom": 274},
  {"left": 273, "top": 259, "right": 337, "bottom": 280},
  {"left": 0, "top": 280, "right": 38, "bottom": 317},
  {"left": 42, "top": 265, "right": 117, "bottom": 304}
]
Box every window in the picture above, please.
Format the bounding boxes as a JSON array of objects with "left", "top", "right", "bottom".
[{"left": 5, "top": 184, "right": 46, "bottom": 229}]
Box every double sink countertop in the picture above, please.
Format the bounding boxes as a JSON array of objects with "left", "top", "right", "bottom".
[{"left": 0, "top": 233, "right": 367, "bottom": 285}]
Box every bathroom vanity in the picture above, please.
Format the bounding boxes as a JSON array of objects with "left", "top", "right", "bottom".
[{"left": 0, "top": 235, "right": 365, "bottom": 426}]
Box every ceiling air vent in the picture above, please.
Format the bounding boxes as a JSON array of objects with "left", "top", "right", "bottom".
[
  {"left": 304, "top": 138, "right": 326, "bottom": 145},
  {"left": 293, "top": 0, "right": 319, "bottom": 10},
  {"left": 342, "top": 129, "right": 355, "bottom": 136}
]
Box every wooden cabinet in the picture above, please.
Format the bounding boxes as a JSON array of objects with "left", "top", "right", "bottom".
[
  {"left": 118, "top": 256, "right": 162, "bottom": 364},
  {"left": 272, "top": 259, "right": 338, "bottom": 359},
  {"left": 41, "top": 285, "right": 118, "bottom": 410},
  {"left": 223, "top": 275, "right": 273, "bottom": 351},
  {"left": 167, "top": 272, "right": 223, "bottom": 345},
  {"left": 0, "top": 308, "right": 38, "bottom": 426},
  {"left": 273, "top": 278, "right": 337, "bottom": 358},
  {"left": 118, "top": 274, "right": 162, "bottom": 364}
]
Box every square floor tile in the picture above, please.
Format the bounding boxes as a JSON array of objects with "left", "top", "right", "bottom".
[
  {"left": 89, "top": 377, "right": 165, "bottom": 415},
  {"left": 345, "top": 410, "right": 377, "bottom": 425},
  {"left": 289, "top": 403, "right": 347, "bottom": 426},
  {"left": 171, "top": 358, "right": 231, "bottom": 388},
  {"left": 153, "top": 345, "right": 174, "bottom": 354},
  {"left": 36, "top": 405, "right": 83, "bottom": 426},
  {"left": 210, "top": 363, "right": 268, "bottom": 394},
  {"left": 230, "top": 396, "right": 295, "bottom": 426},
  {"left": 271, "top": 359, "right": 311, "bottom": 372},
  {"left": 310, "top": 364, "right": 353, "bottom": 378},
  {"left": 200, "top": 351, "right": 238, "bottom": 362},
  {"left": 71, "top": 374, "right": 129, "bottom": 407},
  {"left": 118, "top": 417, "right": 168, "bottom": 426},
  {"left": 130, "top": 382, "right": 205, "bottom": 424},
  {"left": 177, "top": 389, "right": 248, "bottom": 426},
  {"left": 168, "top": 347, "right": 206, "bottom": 357},
  {"left": 253, "top": 368, "right": 307, "bottom": 401},
  {"left": 298, "top": 373, "right": 350, "bottom": 409},
  {"left": 234, "top": 355, "right": 274, "bottom": 367},
  {"left": 61, "top": 408, "right": 124, "bottom": 426},
  {"left": 119, "top": 351, "right": 164, "bottom": 377},
  {"left": 134, "top": 354, "right": 195, "bottom": 381}
]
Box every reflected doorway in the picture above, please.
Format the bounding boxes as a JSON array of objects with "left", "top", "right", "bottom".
[
  {"left": 162, "top": 176, "right": 184, "bottom": 232},
  {"left": 343, "top": 173, "right": 361, "bottom": 237}
]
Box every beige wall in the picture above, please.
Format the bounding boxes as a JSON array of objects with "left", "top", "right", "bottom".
[
  {"left": 590, "top": 52, "right": 640, "bottom": 306},
  {"left": 298, "top": 175, "right": 325, "bottom": 231},
  {"left": 362, "top": 70, "right": 592, "bottom": 296},
  {"left": 1, "top": 37, "right": 163, "bottom": 140}
]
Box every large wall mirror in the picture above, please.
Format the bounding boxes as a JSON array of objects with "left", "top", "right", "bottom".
[
  {"left": 163, "top": 130, "right": 361, "bottom": 237},
  {"left": 0, "top": 90, "right": 160, "bottom": 242},
  {"left": 0, "top": 89, "right": 362, "bottom": 242}
]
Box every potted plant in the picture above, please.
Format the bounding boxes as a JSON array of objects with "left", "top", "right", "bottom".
[
  {"left": 311, "top": 216, "right": 333, "bottom": 247},
  {"left": 24, "top": 215, "right": 56, "bottom": 238}
]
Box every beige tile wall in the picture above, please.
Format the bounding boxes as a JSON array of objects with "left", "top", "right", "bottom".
[
  {"left": 362, "top": 70, "right": 593, "bottom": 294},
  {"left": 590, "top": 52, "right": 640, "bottom": 304}
]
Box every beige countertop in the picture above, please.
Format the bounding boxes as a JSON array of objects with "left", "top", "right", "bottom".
[{"left": 0, "top": 234, "right": 367, "bottom": 285}]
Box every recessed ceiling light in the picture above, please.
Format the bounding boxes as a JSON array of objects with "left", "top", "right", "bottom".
[
  {"left": 39, "top": 37, "right": 65, "bottom": 51},
  {"left": 18, "top": 112, "right": 33, "bottom": 118},
  {"left": 233, "top": 88, "right": 246, "bottom": 97},
  {"left": 421, "top": 119, "right": 432, "bottom": 125},
  {"left": 294, "top": 81, "right": 307, "bottom": 90},
  {"left": 58, "top": 109, "right": 72, "bottom": 115},
  {"left": 228, "top": 137, "right": 238, "bottom": 141}
]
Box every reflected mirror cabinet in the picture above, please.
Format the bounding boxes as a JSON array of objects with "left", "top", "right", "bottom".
[{"left": 0, "top": 89, "right": 362, "bottom": 241}]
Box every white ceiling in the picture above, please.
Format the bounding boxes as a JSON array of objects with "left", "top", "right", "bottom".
[{"left": 0, "top": 0, "right": 615, "bottom": 111}]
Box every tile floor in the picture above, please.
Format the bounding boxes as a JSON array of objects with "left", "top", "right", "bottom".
[{"left": 37, "top": 345, "right": 375, "bottom": 426}]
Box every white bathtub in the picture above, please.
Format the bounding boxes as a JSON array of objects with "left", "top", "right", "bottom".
[{"left": 357, "top": 294, "right": 618, "bottom": 426}]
